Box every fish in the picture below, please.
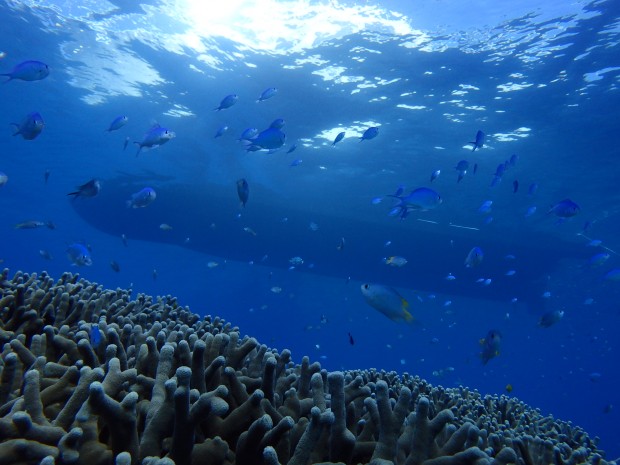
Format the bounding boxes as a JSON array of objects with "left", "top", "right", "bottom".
[
  {"left": 44, "top": 169, "right": 50, "bottom": 184},
  {"left": 236, "top": 178, "right": 249, "bottom": 207},
  {"left": 15, "top": 220, "right": 55, "bottom": 230},
  {"left": 66, "top": 243, "right": 92, "bottom": 266},
  {"left": 257, "top": 87, "right": 277, "bottom": 102},
  {"left": 469, "top": 130, "right": 485, "bottom": 151},
  {"left": 1, "top": 60, "right": 49, "bottom": 82},
  {"left": 289, "top": 256, "right": 304, "bottom": 266},
  {"left": 250, "top": 127, "right": 286, "bottom": 150},
  {"left": 513, "top": 180, "right": 519, "bottom": 193},
  {"left": 464, "top": 247, "right": 484, "bottom": 268},
  {"left": 121, "top": 234, "right": 128, "bottom": 247},
  {"left": 126, "top": 187, "right": 156, "bottom": 208},
  {"left": 207, "top": 261, "right": 219, "bottom": 268},
  {"left": 0, "top": 172, "right": 7, "bottom": 187},
  {"left": 584, "top": 253, "right": 610, "bottom": 268},
  {"left": 387, "top": 187, "right": 442, "bottom": 219},
  {"left": 455, "top": 160, "right": 469, "bottom": 183},
  {"left": 478, "top": 200, "right": 492, "bottom": 214},
  {"left": 337, "top": 237, "right": 345, "bottom": 251},
  {"left": 11, "top": 111, "right": 44, "bottom": 140},
  {"left": 270, "top": 286, "right": 282, "bottom": 294},
  {"left": 123, "top": 137, "right": 130, "bottom": 151},
  {"left": 39, "top": 250, "right": 53, "bottom": 260},
  {"left": 360, "top": 283, "right": 413, "bottom": 323},
  {"left": 110, "top": 260, "right": 120, "bottom": 272},
  {"left": 214, "top": 125, "right": 228, "bottom": 138},
  {"left": 309, "top": 222, "right": 319, "bottom": 231},
  {"left": 603, "top": 268, "right": 620, "bottom": 282},
  {"left": 430, "top": 169, "right": 441, "bottom": 182},
  {"left": 214, "top": 94, "right": 238, "bottom": 111},
  {"left": 348, "top": 332, "right": 355, "bottom": 345},
  {"left": 105, "top": 116, "right": 128, "bottom": 132},
  {"left": 238, "top": 127, "right": 259, "bottom": 141},
  {"left": 89, "top": 324, "right": 102, "bottom": 348},
  {"left": 159, "top": 223, "right": 173, "bottom": 231},
  {"left": 384, "top": 256, "right": 408, "bottom": 267},
  {"left": 509, "top": 154, "right": 519, "bottom": 166},
  {"left": 243, "top": 227, "right": 257, "bottom": 236},
  {"left": 290, "top": 159, "right": 302, "bottom": 167},
  {"left": 286, "top": 144, "right": 298, "bottom": 154},
  {"left": 134, "top": 124, "right": 175, "bottom": 155},
  {"left": 67, "top": 178, "right": 101, "bottom": 199},
  {"left": 538, "top": 310, "right": 564, "bottom": 328},
  {"left": 505, "top": 384, "right": 513, "bottom": 393},
  {"left": 269, "top": 118, "right": 285, "bottom": 129},
  {"left": 332, "top": 131, "right": 345, "bottom": 146},
  {"left": 479, "top": 329, "right": 501, "bottom": 364},
  {"left": 359, "top": 127, "right": 379, "bottom": 142},
  {"left": 525, "top": 206, "right": 537, "bottom": 218},
  {"left": 445, "top": 273, "right": 456, "bottom": 281},
  {"left": 548, "top": 199, "right": 580, "bottom": 218},
  {"left": 528, "top": 183, "right": 539, "bottom": 196}
]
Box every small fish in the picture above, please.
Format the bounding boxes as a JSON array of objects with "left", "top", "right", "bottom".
[
  {"left": 286, "top": 144, "right": 298, "bottom": 154},
  {"left": 257, "top": 87, "right": 277, "bottom": 102},
  {"left": 473, "top": 163, "right": 478, "bottom": 174},
  {"left": 337, "top": 237, "right": 345, "bottom": 251},
  {"left": 67, "top": 178, "right": 101, "bottom": 199},
  {"left": 238, "top": 127, "right": 259, "bottom": 141},
  {"left": 89, "top": 324, "right": 102, "bottom": 348},
  {"left": 505, "top": 270, "right": 516, "bottom": 276},
  {"left": 538, "top": 310, "right": 564, "bottom": 328},
  {"left": 443, "top": 300, "right": 452, "bottom": 307},
  {"left": 445, "top": 273, "right": 456, "bottom": 281},
  {"left": 123, "top": 137, "right": 130, "bottom": 151},
  {"left": 15, "top": 220, "right": 55, "bottom": 230},
  {"left": 110, "top": 260, "right": 120, "bottom": 272},
  {"left": 269, "top": 118, "right": 285, "bottom": 129},
  {"left": 464, "top": 247, "right": 484, "bottom": 268},
  {"left": 455, "top": 160, "right": 469, "bottom": 183},
  {"left": 505, "top": 384, "right": 513, "bottom": 393},
  {"left": 309, "top": 222, "right": 319, "bottom": 231},
  {"left": 270, "top": 286, "right": 283, "bottom": 294},
  {"left": 430, "top": 169, "right": 441, "bottom": 182},
  {"left": 360, "top": 283, "right": 413, "bottom": 323},
  {"left": 469, "top": 130, "right": 485, "bottom": 151},
  {"left": 478, "top": 200, "right": 492, "bottom": 214},
  {"left": 359, "top": 127, "right": 379, "bottom": 142},
  {"left": 214, "top": 125, "right": 228, "bottom": 138},
  {"left": 479, "top": 329, "right": 501, "bottom": 364},
  {"left": 126, "top": 187, "right": 156, "bottom": 208},
  {"left": 207, "top": 261, "right": 219, "bottom": 268},
  {"left": 44, "top": 169, "right": 50, "bottom": 184},
  {"left": 39, "top": 249, "right": 53, "bottom": 260},
  {"left": 589, "top": 372, "right": 602, "bottom": 382},
  {"left": 584, "top": 253, "right": 610, "bottom": 268},
  {"left": 121, "top": 234, "right": 128, "bottom": 247},
  {"left": 214, "top": 94, "right": 238, "bottom": 111},
  {"left": 348, "top": 332, "right": 355, "bottom": 345},
  {"left": 243, "top": 227, "right": 257, "bottom": 236},
  {"left": 289, "top": 256, "right": 304, "bottom": 266},
  {"left": 66, "top": 243, "right": 92, "bottom": 266},
  {"left": 384, "top": 256, "right": 408, "bottom": 267},
  {"left": 134, "top": 124, "right": 175, "bottom": 155},
  {"left": 250, "top": 127, "right": 286, "bottom": 151},
  {"left": 509, "top": 154, "right": 519, "bottom": 166},
  {"left": 513, "top": 180, "right": 519, "bottom": 193},
  {"left": 236, "top": 178, "right": 249, "bottom": 207},
  {"left": 159, "top": 223, "right": 173, "bottom": 231},
  {"left": 587, "top": 239, "right": 602, "bottom": 247},
  {"left": 548, "top": 199, "right": 580, "bottom": 218},
  {"left": 11, "top": 111, "right": 44, "bottom": 140},
  {"left": 0, "top": 171, "right": 7, "bottom": 187},
  {"left": 1, "top": 60, "right": 49, "bottom": 82},
  {"left": 603, "top": 268, "right": 620, "bottom": 282},
  {"left": 290, "top": 159, "right": 302, "bottom": 167},
  {"left": 384, "top": 240, "right": 392, "bottom": 247},
  {"left": 105, "top": 116, "right": 128, "bottom": 132},
  {"left": 528, "top": 183, "right": 538, "bottom": 196},
  {"left": 332, "top": 131, "right": 345, "bottom": 146},
  {"left": 525, "top": 206, "right": 537, "bottom": 218}
]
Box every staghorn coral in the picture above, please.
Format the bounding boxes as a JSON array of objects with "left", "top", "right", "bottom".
[{"left": 0, "top": 269, "right": 613, "bottom": 465}]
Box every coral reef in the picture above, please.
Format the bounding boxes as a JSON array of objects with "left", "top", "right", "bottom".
[{"left": 0, "top": 269, "right": 612, "bottom": 465}]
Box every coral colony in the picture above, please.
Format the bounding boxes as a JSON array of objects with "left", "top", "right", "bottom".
[{"left": 0, "top": 269, "right": 609, "bottom": 465}]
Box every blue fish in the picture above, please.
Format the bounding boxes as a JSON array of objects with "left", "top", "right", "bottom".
[
  {"left": 134, "top": 124, "right": 175, "bottom": 155},
  {"left": 430, "top": 170, "right": 441, "bottom": 182},
  {"left": 470, "top": 130, "right": 485, "bottom": 151},
  {"left": 236, "top": 178, "right": 249, "bottom": 207},
  {"left": 214, "top": 125, "right": 228, "bottom": 138},
  {"left": 1, "top": 60, "right": 49, "bottom": 82},
  {"left": 270, "top": 118, "right": 285, "bottom": 129},
  {"left": 528, "top": 183, "right": 539, "bottom": 195},
  {"left": 105, "top": 116, "right": 128, "bottom": 132},
  {"left": 251, "top": 127, "right": 286, "bottom": 150},
  {"left": 387, "top": 187, "right": 442, "bottom": 219},
  {"left": 360, "top": 283, "right": 413, "bottom": 323},
  {"left": 513, "top": 180, "right": 519, "bottom": 193},
  {"left": 548, "top": 198, "right": 580, "bottom": 218},
  {"left": 67, "top": 179, "right": 101, "bottom": 199},
  {"left": 66, "top": 243, "right": 92, "bottom": 267},
  {"left": 214, "top": 94, "right": 238, "bottom": 111},
  {"left": 538, "top": 310, "right": 564, "bottom": 328},
  {"left": 359, "top": 127, "right": 379, "bottom": 142},
  {"left": 89, "top": 324, "right": 102, "bottom": 348},
  {"left": 464, "top": 246, "right": 484, "bottom": 268},
  {"left": 286, "top": 144, "right": 298, "bottom": 154},
  {"left": 126, "top": 187, "right": 156, "bottom": 208},
  {"left": 455, "top": 160, "right": 469, "bottom": 183},
  {"left": 11, "top": 111, "right": 44, "bottom": 140},
  {"left": 479, "top": 329, "right": 501, "bottom": 364},
  {"left": 238, "top": 127, "right": 258, "bottom": 141},
  {"left": 290, "top": 159, "right": 303, "bottom": 167},
  {"left": 257, "top": 87, "right": 277, "bottom": 102},
  {"left": 332, "top": 131, "right": 345, "bottom": 146}
]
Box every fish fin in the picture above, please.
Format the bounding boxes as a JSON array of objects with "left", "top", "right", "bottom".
[{"left": 402, "top": 308, "right": 414, "bottom": 323}]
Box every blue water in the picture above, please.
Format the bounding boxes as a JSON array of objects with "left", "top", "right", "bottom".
[{"left": 1, "top": 0, "right": 619, "bottom": 458}]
